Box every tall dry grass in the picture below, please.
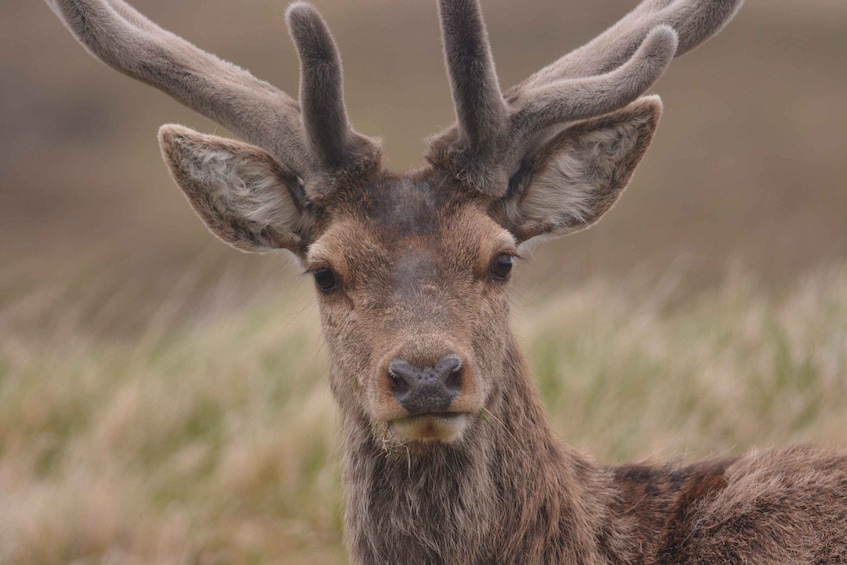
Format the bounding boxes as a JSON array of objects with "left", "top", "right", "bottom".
[{"left": 0, "top": 263, "right": 845, "bottom": 564}]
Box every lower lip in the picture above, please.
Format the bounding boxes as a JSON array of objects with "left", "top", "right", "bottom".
[{"left": 390, "top": 412, "right": 469, "bottom": 442}]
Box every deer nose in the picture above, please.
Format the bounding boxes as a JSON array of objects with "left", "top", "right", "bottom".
[{"left": 388, "top": 355, "right": 462, "bottom": 416}]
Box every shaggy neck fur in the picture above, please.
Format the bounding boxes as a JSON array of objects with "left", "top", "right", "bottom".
[
  {"left": 340, "top": 334, "right": 618, "bottom": 564},
  {"left": 338, "top": 331, "right": 744, "bottom": 564}
]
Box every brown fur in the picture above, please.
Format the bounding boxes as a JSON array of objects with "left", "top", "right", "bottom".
[
  {"left": 314, "top": 177, "right": 847, "bottom": 563},
  {"left": 44, "top": 1, "right": 847, "bottom": 564}
]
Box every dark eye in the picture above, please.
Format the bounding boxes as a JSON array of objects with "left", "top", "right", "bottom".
[
  {"left": 313, "top": 267, "right": 339, "bottom": 292},
  {"left": 490, "top": 254, "right": 514, "bottom": 281}
]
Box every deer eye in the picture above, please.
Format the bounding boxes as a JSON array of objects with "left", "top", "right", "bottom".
[
  {"left": 490, "top": 254, "right": 514, "bottom": 281},
  {"left": 313, "top": 267, "right": 339, "bottom": 292}
]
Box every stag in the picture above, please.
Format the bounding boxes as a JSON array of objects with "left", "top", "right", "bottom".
[{"left": 46, "top": 0, "right": 847, "bottom": 562}]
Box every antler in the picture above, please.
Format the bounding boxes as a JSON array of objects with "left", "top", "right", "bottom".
[
  {"left": 438, "top": 0, "right": 508, "bottom": 156},
  {"left": 428, "top": 0, "right": 743, "bottom": 196},
  {"left": 45, "top": 0, "right": 378, "bottom": 193},
  {"left": 519, "top": 0, "right": 744, "bottom": 89}
]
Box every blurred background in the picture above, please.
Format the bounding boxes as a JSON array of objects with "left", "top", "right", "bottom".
[
  {"left": 3, "top": 0, "right": 845, "bottom": 288},
  {"left": 1, "top": 1, "right": 845, "bottom": 563}
]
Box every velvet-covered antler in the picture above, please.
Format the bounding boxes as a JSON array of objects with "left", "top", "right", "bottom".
[
  {"left": 45, "top": 0, "right": 379, "bottom": 197},
  {"left": 428, "top": 0, "right": 743, "bottom": 196}
]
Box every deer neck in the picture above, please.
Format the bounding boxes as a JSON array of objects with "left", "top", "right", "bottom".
[{"left": 339, "top": 333, "right": 613, "bottom": 564}]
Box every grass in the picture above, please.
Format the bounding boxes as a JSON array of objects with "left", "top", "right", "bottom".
[{"left": 0, "top": 263, "right": 845, "bottom": 563}]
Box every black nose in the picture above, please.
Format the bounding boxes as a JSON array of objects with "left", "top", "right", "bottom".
[{"left": 388, "top": 355, "right": 462, "bottom": 416}]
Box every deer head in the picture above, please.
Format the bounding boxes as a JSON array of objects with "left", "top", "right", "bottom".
[{"left": 46, "top": 0, "right": 742, "bottom": 447}]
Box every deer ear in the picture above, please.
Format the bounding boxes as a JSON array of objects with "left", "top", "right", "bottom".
[
  {"left": 158, "top": 125, "right": 313, "bottom": 256},
  {"left": 494, "top": 96, "right": 662, "bottom": 243}
]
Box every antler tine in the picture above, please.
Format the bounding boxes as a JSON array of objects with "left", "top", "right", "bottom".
[
  {"left": 512, "top": 26, "right": 677, "bottom": 143},
  {"left": 286, "top": 3, "right": 377, "bottom": 173},
  {"left": 46, "top": 0, "right": 314, "bottom": 176},
  {"left": 437, "top": 0, "right": 507, "bottom": 153},
  {"left": 518, "top": 0, "right": 744, "bottom": 90}
]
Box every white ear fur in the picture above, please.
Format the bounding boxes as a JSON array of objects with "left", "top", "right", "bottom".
[
  {"left": 499, "top": 96, "right": 662, "bottom": 243},
  {"left": 158, "top": 125, "right": 312, "bottom": 255},
  {"left": 521, "top": 148, "right": 597, "bottom": 228}
]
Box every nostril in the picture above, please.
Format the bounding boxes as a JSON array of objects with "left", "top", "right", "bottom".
[
  {"left": 444, "top": 366, "right": 461, "bottom": 395},
  {"left": 389, "top": 370, "right": 410, "bottom": 395},
  {"left": 436, "top": 354, "right": 463, "bottom": 396},
  {"left": 388, "top": 360, "right": 416, "bottom": 398}
]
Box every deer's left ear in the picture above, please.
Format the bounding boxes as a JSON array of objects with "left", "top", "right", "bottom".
[
  {"left": 492, "top": 96, "right": 662, "bottom": 243},
  {"left": 158, "top": 125, "right": 314, "bottom": 256}
]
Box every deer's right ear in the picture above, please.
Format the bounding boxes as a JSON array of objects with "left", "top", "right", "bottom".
[
  {"left": 158, "top": 125, "right": 313, "bottom": 256},
  {"left": 492, "top": 96, "right": 662, "bottom": 244}
]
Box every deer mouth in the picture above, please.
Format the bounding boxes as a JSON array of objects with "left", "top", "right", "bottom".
[{"left": 389, "top": 412, "right": 470, "bottom": 443}]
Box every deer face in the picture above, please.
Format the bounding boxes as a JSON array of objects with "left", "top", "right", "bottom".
[
  {"left": 306, "top": 174, "right": 516, "bottom": 442},
  {"left": 158, "top": 94, "right": 662, "bottom": 444}
]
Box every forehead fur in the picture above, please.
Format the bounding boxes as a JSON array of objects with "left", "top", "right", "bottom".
[{"left": 307, "top": 170, "right": 515, "bottom": 273}]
